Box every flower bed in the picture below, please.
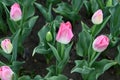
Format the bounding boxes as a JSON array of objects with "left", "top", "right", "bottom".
[{"left": 0, "top": 0, "right": 120, "bottom": 80}]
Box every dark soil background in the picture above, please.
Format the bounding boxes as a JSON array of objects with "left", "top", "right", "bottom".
[{"left": 9, "top": 0, "right": 120, "bottom": 80}]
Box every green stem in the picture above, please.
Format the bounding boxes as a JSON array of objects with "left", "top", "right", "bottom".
[
  {"left": 90, "top": 51, "right": 96, "bottom": 61},
  {"left": 89, "top": 52, "right": 101, "bottom": 67},
  {"left": 60, "top": 44, "right": 65, "bottom": 59}
]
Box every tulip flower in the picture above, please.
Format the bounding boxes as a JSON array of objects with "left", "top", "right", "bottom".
[
  {"left": 1, "top": 39, "right": 13, "bottom": 54},
  {"left": 0, "top": 66, "right": 14, "bottom": 80},
  {"left": 10, "top": 3, "right": 22, "bottom": 21},
  {"left": 92, "top": 35, "right": 109, "bottom": 52},
  {"left": 91, "top": 9, "right": 103, "bottom": 24},
  {"left": 56, "top": 21, "right": 74, "bottom": 44}
]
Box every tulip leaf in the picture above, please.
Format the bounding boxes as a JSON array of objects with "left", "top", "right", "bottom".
[
  {"left": 46, "top": 74, "right": 68, "bottom": 80},
  {"left": 53, "top": 2, "right": 80, "bottom": 22},
  {"left": 33, "top": 16, "right": 62, "bottom": 56},
  {"left": 18, "top": 75, "right": 31, "bottom": 80},
  {"left": 0, "top": 49, "right": 11, "bottom": 61},
  {"left": 2, "top": 2, "right": 17, "bottom": 33},
  {"left": 20, "top": 0, "right": 35, "bottom": 20},
  {"left": 11, "top": 29, "right": 21, "bottom": 62},
  {"left": 115, "top": 45, "right": 120, "bottom": 65},
  {"left": 76, "top": 31, "right": 92, "bottom": 57},
  {"left": 71, "top": 0, "right": 83, "bottom": 13},
  {"left": 35, "top": 2, "right": 53, "bottom": 22},
  {"left": 63, "top": 43, "right": 73, "bottom": 63},
  {"left": 21, "top": 16, "right": 38, "bottom": 42},
  {"left": 48, "top": 43, "right": 61, "bottom": 62},
  {"left": 81, "top": 59, "right": 117, "bottom": 80},
  {"left": 10, "top": 61, "right": 24, "bottom": 74},
  {"left": 71, "top": 60, "right": 94, "bottom": 74},
  {"left": 109, "top": 3, "right": 120, "bottom": 37},
  {"left": 34, "top": 75, "right": 44, "bottom": 80}
]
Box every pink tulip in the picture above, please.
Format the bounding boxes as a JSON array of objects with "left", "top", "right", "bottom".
[
  {"left": 92, "top": 35, "right": 109, "bottom": 52},
  {"left": 10, "top": 3, "right": 22, "bottom": 21},
  {"left": 1, "top": 39, "right": 13, "bottom": 54},
  {"left": 0, "top": 66, "right": 14, "bottom": 80},
  {"left": 56, "top": 21, "right": 74, "bottom": 44},
  {"left": 91, "top": 9, "right": 103, "bottom": 24}
]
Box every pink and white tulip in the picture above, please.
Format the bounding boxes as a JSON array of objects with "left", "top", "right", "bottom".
[
  {"left": 1, "top": 39, "right": 13, "bottom": 54},
  {"left": 92, "top": 35, "right": 109, "bottom": 52},
  {"left": 10, "top": 3, "right": 22, "bottom": 21},
  {"left": 0, "top": 66, "right": 14, "bottom": 80},
  {"left": 56, "top": 21, "right": 74, "bottom": 44},
  {"left": 91, "top": 9, "right": 103, "bottom": 24}
]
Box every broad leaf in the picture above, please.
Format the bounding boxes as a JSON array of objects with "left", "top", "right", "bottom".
[{"left": 76, "top": 31, "right": 92, "bottom": 57}]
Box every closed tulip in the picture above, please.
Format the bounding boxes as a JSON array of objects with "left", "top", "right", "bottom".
[
  {"left": 91, "top": 9, "right": 103, "bottom": 24},
  {"left": 10, "top": 3, "right": 22, "bottom": 21},
  {"left": 56, "top": 21, "right": 73, "bottom": 44},
  {"left": 92, "top": 35, "right": 109, "bottom": 52},
  {"left": 0, "top": 66, "right": 14, "bottom": 80},
  {"left": 1, "top": 39, "right": 13, "bottom": 54}
]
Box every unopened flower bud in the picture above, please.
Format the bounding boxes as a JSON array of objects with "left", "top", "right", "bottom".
[
  {"left": 0, "top": 66, "right": 14, "bottom": 80},
  {"left": 10, "top": 3, "right": 22, "bottom": 21},
  {"left": 1, "top": 39, "right": 13, "bottom": 54},
  {"left": 91, "top": 9, "right": 103, "bottom": 24},
  {"left": 46, "top": 31, "right": 53, "bottom": 42}
]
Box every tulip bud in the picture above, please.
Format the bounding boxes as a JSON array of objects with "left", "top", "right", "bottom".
[
  {"left": 46, "top": 31, "right": 53, "bottom": 42},
  {"left": 10, "top": 3, "right": 22, "bottom": 21},
  {"left": 0, "top": 66, "right": 14, "bottom": 80},
  {"left": 92, "top": 35, "right": 109, "bottom": 52},
  {"left": 56, "top": 21, "right": 74, "bottom": 44},
  {"left": 91, "top": 9, "right": 103, "bottom": 24},
  {"left": 1, "top": 39, "right": 13, "bottom": 54}
]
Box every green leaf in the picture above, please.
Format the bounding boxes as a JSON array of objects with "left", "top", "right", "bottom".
[
  {"left": 21, "top": 16, "right": 38, "bottom": 42},
  {"left": 71, "top": 60, "right": 94, "bottom": 74},
  {"left": 0, "top": 49, "right": 11, "bottom": 61},
  {"left": 34, "top": 75, "right": 44, "bottom": 80},
  {"left": 96, "top": 0, "right": 105, "bottom": 9},
  {"left": 18, "top": 75, "right": 31, "bottom": 80},
  {"left": 48, "top": 43, "right": 61, "bottom": 61},
  {"left": 46, "top": 75, "right": 68, "bottom": 80},
  {"left": 32, "top": 45, "right": 51, "bottom": 56},
  {"left": 11, "top": 29, "right": 21, "bottom": 62},
  {"left": 115, "top": 45, "right": 120, "bottom": 65},
  {"left": 109, "top": 3, "right": 120, "bottom": 37},
  {"left": 46, "top": 0, "right": 61, "bottom": 6},
  {"left": 35, "top": 2, "right": 53, "bottom": 22},
  {"left": 2, "top": 2, "right": 17, "bottom": 33},
  {"left": 45, "top": 65, "right": 56, "bottom": 78},
  {"left": 91, "top": 15, "right": 111, "bottom": 37},
  {"left": 71, "top": 0, "right": 83, "bottom": 13},
  {"left": 83, "top": 59, "right": 117, "bottom": 80},
  {"left": 81, "top": 21, "right": 90, "bottom": 32},
  {"left": 20, "top": 0, "right": 35, "bottom": 20},
  {"left": 28, "top": 16, "right": 38, "bottom": 28},
  {"left": 76, "top": 31, "right": 92, "bottom": 57},
  {"left": 0, "top": 0, "right": 15, "bottom": 6},
  {"left": 10, "top": 61, "right": 24, "bottom": 74},
  {"left": 32, "top": 24, "right": 50, "bottom": 56},
  {"left": 90, "top": 0, "right": 99, "bottom": 13},
  {"left": 53, "top": 2, "right": 80, "bottom": 22},
  {"left": 0, "top": 18, "right": 7, "bottom": 33},
  {"left": 63, "top": 43, "right": 73, "bottom": 63},
  {"left": 0, "top": 61, "right": 6, "bottom": 66}
]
